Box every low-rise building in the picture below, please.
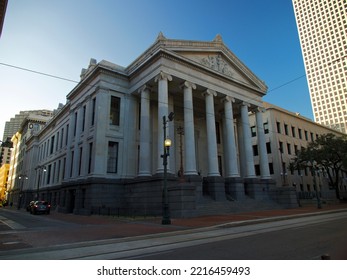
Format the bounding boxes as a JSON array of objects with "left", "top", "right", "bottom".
[{"left": 249, "top": 102, "right": 347, "bottom": 202}]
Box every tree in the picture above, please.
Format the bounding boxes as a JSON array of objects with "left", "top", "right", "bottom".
[{"left": 290, "top": 133, "right": 347, "bottom": 200}]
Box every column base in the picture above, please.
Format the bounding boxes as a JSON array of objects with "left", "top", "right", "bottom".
[
  {"left": 182, "top": 175, "right": 203, "bottom": 202},
  {"left": 203, "top": 176, "right": 226, "bottom": 201},
  {"left": 225, "top": 177, "right": 245, "bottom": 201},
  {"left": 244, "top": 178, "right": 275, "bottom": 200}
]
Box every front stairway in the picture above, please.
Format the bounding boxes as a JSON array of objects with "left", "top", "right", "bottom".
[{"left": 195, "top": 196, "right": 283, "bottom": 217}]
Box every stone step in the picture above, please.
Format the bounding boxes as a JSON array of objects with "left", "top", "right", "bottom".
[{"left": 195, "top": 196, "right": 282, "bottom": 216}]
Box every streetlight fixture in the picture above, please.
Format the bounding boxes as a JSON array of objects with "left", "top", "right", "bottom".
[{"left": 161, "top": 112, "right": 174, "bottom": 225}]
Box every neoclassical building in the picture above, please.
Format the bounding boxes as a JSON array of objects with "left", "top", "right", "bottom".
[{"left": 9, "top": 34, "right": 299, "bottom": 217}]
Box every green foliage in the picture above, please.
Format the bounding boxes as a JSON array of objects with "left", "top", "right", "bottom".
[{"left": 290, "top": 133, "right": 347, "bottom": 199}]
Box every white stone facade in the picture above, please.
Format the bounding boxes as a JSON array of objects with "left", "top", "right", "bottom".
[{"left": 9, "top": 34, "right": 302, "bottom": 216}]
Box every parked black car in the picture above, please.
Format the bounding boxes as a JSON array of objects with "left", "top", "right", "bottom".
[{"left": 30, "top": 201, "right": 51, "bottom": 215}]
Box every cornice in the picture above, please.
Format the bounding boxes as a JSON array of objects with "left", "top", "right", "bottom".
[{"left": 67, "top": 65, "right": 129, "bottom": 101}]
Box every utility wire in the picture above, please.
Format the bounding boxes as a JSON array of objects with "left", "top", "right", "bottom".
[
  {"left": 0, "top": 62, "right": 80, "bottom": 84},
  {"left": 0, "top": 61, "right": 308, "bottom": 135}
]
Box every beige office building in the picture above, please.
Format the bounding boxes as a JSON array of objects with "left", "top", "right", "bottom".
[{"left": 292, "top": 0, "right": 347, "bottom": 133}]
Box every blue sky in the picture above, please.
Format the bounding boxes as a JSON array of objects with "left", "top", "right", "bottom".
[{"left": 0, "top": 0, "right": 311, "bottom": 137}]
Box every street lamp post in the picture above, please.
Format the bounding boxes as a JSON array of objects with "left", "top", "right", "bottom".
[{"left": 161, "top": 112, "right": 174, "bottom": 225}]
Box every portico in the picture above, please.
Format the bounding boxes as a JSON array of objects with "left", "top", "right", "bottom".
[{"left": 133, "top": 33, "right": 273, "bottom": 206}]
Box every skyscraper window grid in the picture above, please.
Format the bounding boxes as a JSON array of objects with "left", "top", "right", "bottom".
[{"left": 292, "top": 0, "right": 347, "bottom": 133}]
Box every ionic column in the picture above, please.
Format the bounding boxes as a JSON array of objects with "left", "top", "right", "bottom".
[
  {"left": 240, "top": 102, "right": 256, "bottom": 178},
  {"left": 155, "top": 71, "right": 172, "bottom": 173},
  {"left": 223, "top": 96, "right": 239, "bottom": 177},
  {"left": 203, "top": 89, "right": 220, "bottom": 177},
  {"left": 138, "top": 85, "right": 152, "bottom": 176},
  {"left": 181, "top": 81, "right": 198, "bottom": 175},
  {"left": 255, "top": 107, "right": 271, "bottom": 179}
]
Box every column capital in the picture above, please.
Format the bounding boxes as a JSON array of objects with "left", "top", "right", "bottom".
[
  {"left": 154, "top": 71, "right": 172, "bottom": 83},
  {"left": 180, "top": 81, "right": 196, "bottom": 90},
  {"left": 251, "top": 106, "right": 266, "bottom": 114},
  {"left": 221, "top": 96, "right": 235, "bottom": 104},
  {"left": 242, "top": 101, "right": 250, "bottom": 107},
  {"left": 138, "top": 84, "right": 152, "bottom": 94},
  {"left": 256, "top": 106, "right": 266, "bottom": 113},
  {"left": 202, "top": 89, "right": 217, "bottom": 97}
]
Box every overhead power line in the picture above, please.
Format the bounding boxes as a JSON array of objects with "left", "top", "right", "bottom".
[
  {"left": 0, "top": 61, "right": 306, "bottom": 94},
  {"left": 0, "top": 62, "right": 79, "bottom": 84}
]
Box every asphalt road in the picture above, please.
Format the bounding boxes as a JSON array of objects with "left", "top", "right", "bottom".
[{"left": 135, "top": 216, "right": 347, "bottom": 260}]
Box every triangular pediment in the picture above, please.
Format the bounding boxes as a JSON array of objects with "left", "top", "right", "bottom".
[
  {"left": 127, "top": 33, "right": 268, "bottom": 93},
  {"left": 159, "top": 34, "right": 267, "bottom": 93}
]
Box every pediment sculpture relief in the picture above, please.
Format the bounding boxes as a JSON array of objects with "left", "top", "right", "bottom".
[{"left": 201, "top": 54, "right": 233, "bottom": 77}]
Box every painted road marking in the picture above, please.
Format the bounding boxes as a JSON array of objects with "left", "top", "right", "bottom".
[{"left": 0, "top": 215, "right": 26, "bottom": 230}]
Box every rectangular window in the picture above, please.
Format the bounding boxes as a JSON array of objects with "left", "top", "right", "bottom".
[
  {"left": 74, "top": 111, "right": 78, "bottom": 136},
  {"left": 266, "top": 142, "right": 272, "bottom": 154},
  {"left": 279, "top": 141, "right": 284, "bottom": 153},
  {"left": 56, "top": 132, "right": 59, "bottom": 151},
  {"left": 255, "top": 164, "right": 261, "bottom": 176},
  {"left": 107, "top": 141, "right": 118, "bottom": 173},
  {"left": 52, "top": 162, "right": 56, "bottom": 183},
  {"left": 66, "top": 124, "right": 69, "bottom": 145},
  {"left": 284, "top": 124, "right": 289, "bottom": 135},
  {"left": 70, "top": 151, "right": 74, "bottom": 177},
  {"left": 276, "top": 121, "right": 281, "bottom": 133},
  {"left": 60, "top": 128, "right": 64, "bottom": 149},
  {"left": 264, "top": 122, "right": 269, "bottom": 134},
  {"left": 78, "top": 147, "right": 83, "bottom": 176},
  {"left": 47, "top": 164, "right": 51, "bottom": 185},
  {"left": 251, "top": 126, "right": 257, "bottom": 137},
  {"left": 252, "top": 145, "right": 259, "bottom": 156},
  {"left": 110, "top": 96, "right": 121, "bottom": 126},
  {"left": 88, "top": 142, "right": 93, "bottom": 174},
  {"left": 91, "top": 97, "right": 96, "bottom": 126},
  {"left": 82, "top": 105, "right": 86, "bottom": 132},
  {"left": 57, "top": 160, "right": 61, "bottom": 182},
  {"left": 50, "top": 135, "right": 55, "bottom": 154},
  {"left": 291, "top": 126, "right": 296, "bottom": 137},
  {"left": 269, "top": 163, "right": 274, "bottom": 174},
  {"left": 287, "top": 143, "right": 291, "bottom": 155},
  {"left": 216, "top": 122, "right": 221, "bottom": 144},
  {"left": 298, "top": 128, "right": 302, "bottom": 139},
  {"left": 62, "top": 157, "right": 66, "bottom": 180}
]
